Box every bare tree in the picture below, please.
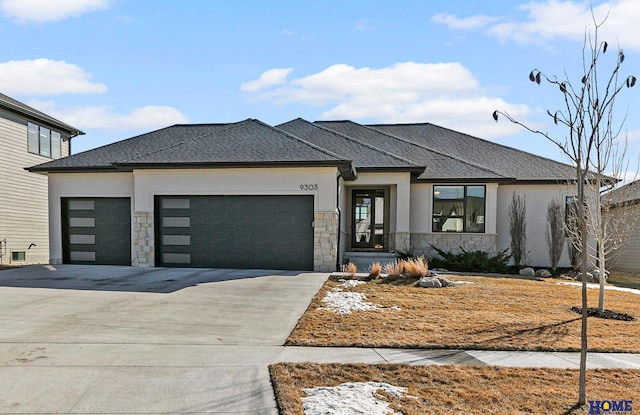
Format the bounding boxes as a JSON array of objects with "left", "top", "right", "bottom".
[
  {"left": 492, "top": 15, "right": 636, "bottom": 407},
  {"left": 508, "top": 192, "right": 527, "bottom": 267},
  {"left": 545, "top": 198, "right": 565, "bottom": 271}
]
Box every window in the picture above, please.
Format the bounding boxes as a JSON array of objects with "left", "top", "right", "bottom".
[
  {"left": 39, "top": 126, "right": 50, "bottom": 157},
  {"left": 51, "top": 131, "right": 61, "bottom": 159},
  {"left": 27, "top": 122, "right": 63, "bottom": 159},
  {"left": 433, "top": 185, "right": 485, "bottom": 233},
  {"left": 27, "top": 122, "right": 39, "bottom": 154},
  {"left": 11, "top": 251, "right": 25, "bottom": 261}
]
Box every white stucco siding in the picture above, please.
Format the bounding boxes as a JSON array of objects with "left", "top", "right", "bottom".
[
  {"left": 132, "top": 167, "right": 338, "bottom": 212},
  {"left": 496, "top": 184, "right": 571, "bottom": 268},
  {"left": 48, "top": 172, "right": 135, "bottom": 264}
]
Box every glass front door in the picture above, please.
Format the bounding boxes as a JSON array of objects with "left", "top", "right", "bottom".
[{"left": 352, "top": 189, "right": 385, "bottom": 249}]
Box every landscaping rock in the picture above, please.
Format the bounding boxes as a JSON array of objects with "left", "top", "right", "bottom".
[
  {"left": 535, "top": 269, "right": 552, "bottom": 278},
  {"left": 419, "top": 277, "right": 442, "bottom": 288},
  {"left": 436, "top": 276, "right": 454, "bottom": 287},
  {"left": 592, "top": 269, "right": 609, "bottom": 281},
  {"left": 519, "top": 267, "right": 535, "bottom": 277}
]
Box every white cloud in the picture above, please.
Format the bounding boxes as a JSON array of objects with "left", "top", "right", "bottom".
[
  {"left": 0, "top": 0, "right": 108, "bottom": 23},
  {"left": 29, "top": 100, "right": 189, "bottom": 131},
  {"left": 0, "top": 59, "right": 106, "bottom": 96},
  {"left": 240, "top": 68, "right": 292, "bottom": 92},
  {"left": 431, "top": 13, "right": 499, "bottom": 30},
  {"left": 434, "top": 0, "right": 640, "bottom": 51},
  {"left": 242, "top": 62, "right": 531, "bottom": 138}
]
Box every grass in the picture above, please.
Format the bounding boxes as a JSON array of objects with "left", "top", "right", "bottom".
[
  {"left": 270, "top": 362, "right": 640, "bottom": 415},
  {"left": 286, "top": 275, "right": 640, "bottom": 352}
]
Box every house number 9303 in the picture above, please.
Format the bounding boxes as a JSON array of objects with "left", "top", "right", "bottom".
[{"left": 300, "top": 184, "right": 318, "bottom": 190}]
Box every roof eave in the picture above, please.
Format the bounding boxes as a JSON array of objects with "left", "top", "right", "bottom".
[
  {"left": 112, "top": 160, "right": 358, "bottom": 179},
  {"left": 0, "top": 101, "right": 85, "bottom": 136}
]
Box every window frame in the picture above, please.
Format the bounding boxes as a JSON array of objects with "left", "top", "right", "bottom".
[{"left": 432, "top": 185, "right": 486, "bottom": 233}]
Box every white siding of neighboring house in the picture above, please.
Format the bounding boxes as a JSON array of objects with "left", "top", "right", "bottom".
[
  {"left": 607, "top": 203, "right": 640, "bottom": 272},
  {"left": 496, "top": 184, "right": 571, "bottom": 268},
  {"left": 0, "top": 115, "right": 70, "bottom": 264}
]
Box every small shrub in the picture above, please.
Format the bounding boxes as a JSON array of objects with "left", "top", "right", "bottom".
[
  {"left": 368, "top": 262, "right": 382, "bottom": 279},
  {"left": 429, "top": 245, "right": 511, "bottom": 274}
]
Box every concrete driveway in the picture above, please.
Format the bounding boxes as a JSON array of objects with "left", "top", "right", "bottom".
[{"left": 0, "top": 265, "right": 328, "bottom": 414}]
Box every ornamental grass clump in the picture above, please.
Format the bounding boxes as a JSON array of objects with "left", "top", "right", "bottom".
[
  {"left": 368, "top": 262, "right": 382, "bottom": 279},
  {"left": 403, "top": 256, "right": 429, "bottom": 278},
  {"left": 340, "top": 262, "right": 357, "bottom": 278},
  {"left": 383, "top": 261, "right": 404, "bottom": 279}
]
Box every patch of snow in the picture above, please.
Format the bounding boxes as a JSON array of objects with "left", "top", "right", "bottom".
[
  {"left": 340, "top": 279, "right": 366, "bottom": 289},
  {"left": 452, "top": 280, "right": 475, "bottom": 284},
  {"left": 319, "top": 279, "right": 400, "bottom": 314},
  {"left": 302, "top": 382, "right": 410, "bottom": 415},
  {"left": 557, "top": 282, "right": 640, "bottom": 295},
  {"left": 320, "top": 291, "right": 382, "bottom": 314}
]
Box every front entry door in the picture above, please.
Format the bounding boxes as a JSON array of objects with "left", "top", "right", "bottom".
[{"left": 352, "top": 189, "right": 385, "bottom": 249}]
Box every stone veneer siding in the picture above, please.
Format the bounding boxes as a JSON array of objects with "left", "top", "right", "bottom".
[
  {"left": 133, "top": 211, "right": 154, "bottom": 267},
  {"left": 411, "top": 233, "right": 497, "bottom": 259},
  {"left": 314, "top": 211, "right": 339, "bottom": 272},
  {"left": 389, "top": 232, "right": 411, "bottom": 253}
]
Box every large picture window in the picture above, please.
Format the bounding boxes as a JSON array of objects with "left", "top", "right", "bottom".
[
  {"left": 433, "top": 185, "right": 486, "bottom": 233},
  {"left": 27, "top": 122, "right": 62, "bottom": 159}
]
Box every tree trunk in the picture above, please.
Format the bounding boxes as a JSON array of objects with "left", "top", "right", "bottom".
[
  {"left": 598, "top": 241, "right": 606, "bottom": 312},
  {"left": 578, "top": 176, "right": 588, "bottom": 407}
]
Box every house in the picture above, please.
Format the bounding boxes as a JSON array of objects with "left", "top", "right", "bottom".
[
  {"left": 30, "top": 117, "right": 577, "bottom": 271},
  {"left": 0, "top": 93, "right": 83, "bottom": 265}
]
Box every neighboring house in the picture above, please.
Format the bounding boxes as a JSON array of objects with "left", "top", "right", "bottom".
[
  {"left": 30, "top": 118, "right": 577, "bottom": 272},
  {"left": 0, "top": 93, "right": 83, "bottom": 265},
  {"left": 603, "top": 179, "right": 640, "bottom": 272}
]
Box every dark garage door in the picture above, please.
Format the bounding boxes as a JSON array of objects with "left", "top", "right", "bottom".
[
  {"left": 62, "top": 198, "right": 131, "bottom": 265},
  {"left": 156, "top": 195, "right": 314, "bottom": 270}
]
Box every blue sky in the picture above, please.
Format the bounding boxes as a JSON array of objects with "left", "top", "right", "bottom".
[{"left": 2, "top": 0, "right": 639, "bottom": 180}]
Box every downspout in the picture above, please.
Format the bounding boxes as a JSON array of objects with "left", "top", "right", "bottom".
[
  {"left": 335, "top": 173, "right": 342, "bottom": 271},
  {"left": 66, "top": 131, "right": 83, "bottom": 155}
]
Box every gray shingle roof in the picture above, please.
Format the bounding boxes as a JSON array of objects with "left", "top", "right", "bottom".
[
  {"left": 276, "top": 118, "right": 422, "bottom": 171},
  {"left": 315, "top": 120, "right": 509, "bottom": 181},
  {"left": 0, "top": 92, "right": 84, "bottom": 136},
  {"left": 30, "top": 119, "right": 356, "bottom": 178},
  {"left": 605, "top": 179, "right": 640, "bottom": 205},
  {"left": 30, "top": 117, "right": 577, "bottom": 184},
  {"left": 369, "top": 123, "right": 577, "bottom": 182}
]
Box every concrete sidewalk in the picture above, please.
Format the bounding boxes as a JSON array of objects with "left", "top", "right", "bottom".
[{"left": 275, "top": 346, "right": 640, "bottom": 369}]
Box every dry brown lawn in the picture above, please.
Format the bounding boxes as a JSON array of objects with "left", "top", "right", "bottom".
[
  {"left": 270, "top": 362, "right": 640, "bottom": 415},
  {"left": 287, "top": 275, "right": 640, "bottom": 352}
]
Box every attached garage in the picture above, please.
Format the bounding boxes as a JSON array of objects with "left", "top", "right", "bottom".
[
  {"left": 156, "top": 195, "right": 314, "bottom": 270},
  {"left": 62, "top": 198, "right": 131, "bottom": 265}
]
